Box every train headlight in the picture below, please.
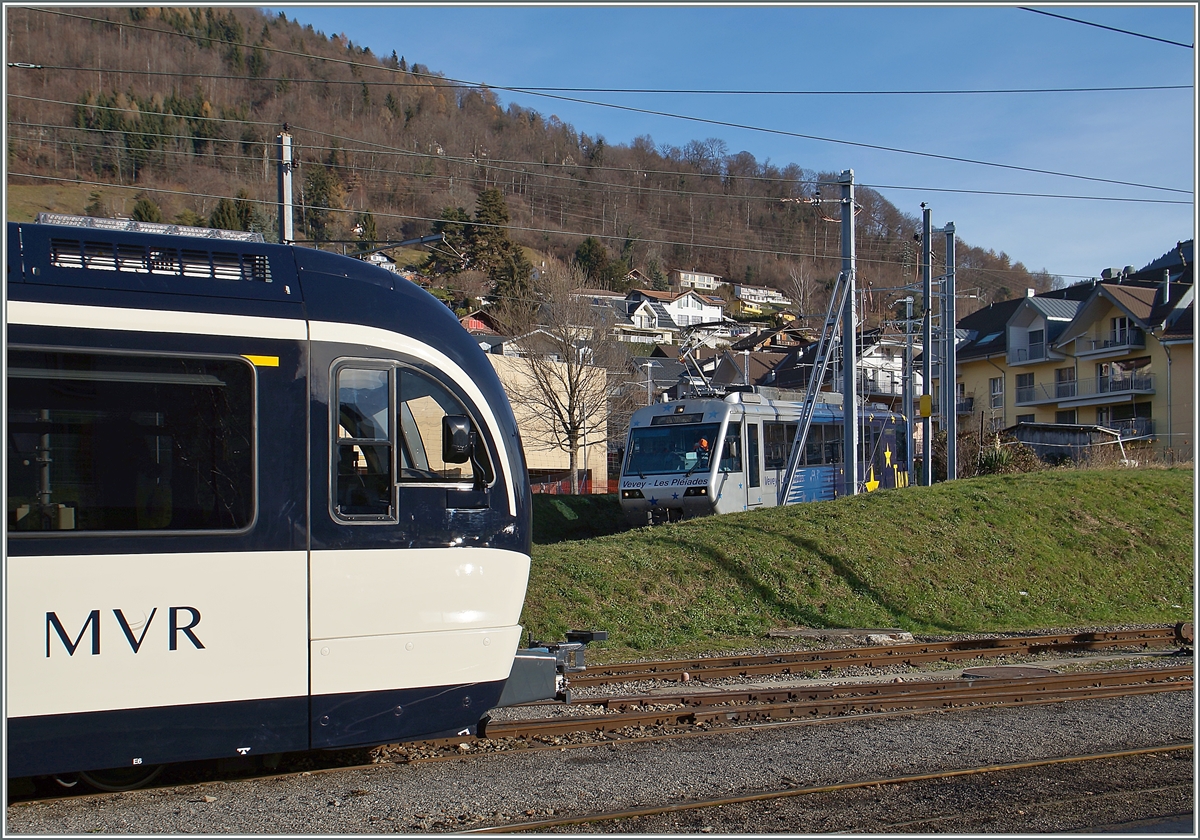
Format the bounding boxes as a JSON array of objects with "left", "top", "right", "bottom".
[
  {"left": 683, "top": 487, "right": 707, "bottom": 496},
  {"left": 621, "top": 489, "right": 644, "bottom": 499}
]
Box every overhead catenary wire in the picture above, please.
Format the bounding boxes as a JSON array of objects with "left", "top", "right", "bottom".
[
  {"left": 10, "top": 62, "right": 1192, "bottom": 97},
  {"left": 8, "top": 98, "right": 1189, "bottom": 208},
  {"left": 15, "top": 7, "right": 1190, "bottom": 196}
]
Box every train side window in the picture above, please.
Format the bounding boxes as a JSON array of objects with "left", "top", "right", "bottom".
[
  {"left": 334, "top": 366, "right": 394, "bottom": 520},
  {"left": 397, "top": 368, "right": 491, "bottom": 485},
  {"left": 763, "top": 421, "right": 797, "bottom": 470},
  {"left": 6, "top": 348, "right": 254, "bottom": 533},
  {"left": 804, "top": 425, "right": 823, "bottom": 465}
]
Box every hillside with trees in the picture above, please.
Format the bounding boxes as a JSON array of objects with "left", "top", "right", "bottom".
[{"left": 5, "top": 6, "right": 1057, "bottom": 321}]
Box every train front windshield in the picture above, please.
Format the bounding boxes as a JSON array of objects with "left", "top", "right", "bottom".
[{"left": 624, "top": 421, "right": 722, "bottom": 477}]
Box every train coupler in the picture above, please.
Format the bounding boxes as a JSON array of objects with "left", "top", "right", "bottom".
[{"left": 495, "top": 630, "right": 608, "bottom": 707}]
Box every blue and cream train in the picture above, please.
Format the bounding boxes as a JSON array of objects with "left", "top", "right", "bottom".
[
  {"left": 619, "top": 391, "right": 908, "bottom": 524},
  {"left": 5, "top": 216, "right": 546, "bottom": 784}
]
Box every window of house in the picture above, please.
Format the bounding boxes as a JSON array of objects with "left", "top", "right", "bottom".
[
  {"left": 8, "top": 348, "right": 254, "bottom": 533},
  {"left": 1054, "top": 367, "right": 1076, "bottom": 398},
  {"left": 1016, "top": 413, "right": 1035, "bottom": 425},
  {"left": 1015, "top": 373, "right": 1035, "bottom": 402},
  {"left": 1110, "top": 316, "right": 1129, "bottom": 345},
  {"left": 1027, "top": 328, "right": 1045, "bottom": 360},
  {"left": 1055, "top": 409, "right": 1077, "bottom": 424},
  {"left": 989, "top": 377, "right": 1004, "bottom": 409}
]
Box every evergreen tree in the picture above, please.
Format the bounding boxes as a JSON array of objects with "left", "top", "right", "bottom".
[
  {"left": 469, "top": 189, "right": 533, "bottom": 305},
  {"left": 131, "top": 196, "right": 163, "bottom": 223},
  {"left": 574, "top": 236, "right": 610, "bottom": 282},
  {"left": 648, "top": 259, "right": 669, "bottom": 291},
  {"left": 302, "top": 163, "right": 345, "bottom": 241},
  {"left": 422, "top": 206, "right": 471, "bottom": 275},
  {"left": 174, "top": 208, "right": 205, "bottom": 227},
  {"left": 209, "top": 197, "right": 241, "bottom": 230}
]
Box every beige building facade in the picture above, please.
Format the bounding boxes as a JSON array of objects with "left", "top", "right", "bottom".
[{"left": 486, "top": 354, "right": 609, "bottom": 492}]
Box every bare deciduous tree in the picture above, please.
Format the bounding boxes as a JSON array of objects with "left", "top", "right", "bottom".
[{"left": 497, "top": 261, "right": 633, "bottom": 494}]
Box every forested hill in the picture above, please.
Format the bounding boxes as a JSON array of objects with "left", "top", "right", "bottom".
[{"left": 5, "top": 6, "right": 1055, "bottom": 317}]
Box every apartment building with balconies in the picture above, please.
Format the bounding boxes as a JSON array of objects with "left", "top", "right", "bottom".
[{"left": 943, "top": 242, "right": 1193, "bottom": 460}]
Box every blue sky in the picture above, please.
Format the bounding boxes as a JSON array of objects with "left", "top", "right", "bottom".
[{"left": 268, "top": 4, "right": 1196, "bottom": 283}]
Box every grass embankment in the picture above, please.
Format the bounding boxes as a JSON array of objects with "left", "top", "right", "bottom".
[{"left": 525, "top": 468, "right": 1194, "bottom": 659}]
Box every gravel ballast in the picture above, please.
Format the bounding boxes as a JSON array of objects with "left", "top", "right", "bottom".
[{"left": 6, "top": 689, "right": 1192, "bottom": 834}]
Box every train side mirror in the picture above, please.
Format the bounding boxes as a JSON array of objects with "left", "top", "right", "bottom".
[{"left": 442, "top": 415, "right": 473, "bottom": 463}]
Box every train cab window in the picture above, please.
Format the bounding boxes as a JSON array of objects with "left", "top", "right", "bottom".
[
  {"left": 7, "top": 349, "right": 254, "bottom": 533},
  {"left": 334, "top": 367, "right": 394, "bottom": 520},
  {"left": 331, "top": 364, "right": 493, "bottom": 522},
  {"left": 718, "top": 427, "right": 742, "bottom": 473},
  {"left": 396, "top": 368, "right": 491, "bottom": 485}
]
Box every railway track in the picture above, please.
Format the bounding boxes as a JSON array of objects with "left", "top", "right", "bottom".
[
  {"left": 462, "top": 743, "right": 1195, "bottom": 834},
  {"left": 12, "top": 627, "right": 1191, "bottom": 804},
  {"left": 475, "top": 664, "right": 1192, "bottom": 742},
  {"left": 565, "top": 626, "right": 1190, "bottom": 687}
]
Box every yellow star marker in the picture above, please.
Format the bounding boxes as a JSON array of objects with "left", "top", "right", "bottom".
[
  {"left": 865, "top": 465, "right": 880, "bottom": 492},
  {"left": 884, "top": 445, "right": 892, "bottom": 467}
]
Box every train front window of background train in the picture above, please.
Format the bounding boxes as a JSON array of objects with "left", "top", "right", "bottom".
[
  {"left": 6, "top": 349, "right": 253, "bottom": 532},
  {"left": 624, "top": 423, "right": 721, "bottom": 476},
  {"left": 396, "top": 368, "right": 490, "bottom": 484},
  {"left": 335, "top": 367, "right": 393, "bottom": 519}
]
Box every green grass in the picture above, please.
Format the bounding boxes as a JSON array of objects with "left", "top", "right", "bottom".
[{"left": 523, "top": 468, "right": 1194, "bottom": 659}]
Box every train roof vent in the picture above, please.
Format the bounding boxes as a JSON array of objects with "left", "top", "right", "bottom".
[{"left": 36, "top": 213, "right": 265, "bottom": 242}]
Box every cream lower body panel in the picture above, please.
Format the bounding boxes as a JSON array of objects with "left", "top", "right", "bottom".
[
  {"left": 309, "top": 546, "right": 530, "bottom": 640},
  {"left": 309, "top": 624, "right": 523, "bottom": 696},
  {"left": 6, "top": 551, "right": 309, "bottom": 718}
]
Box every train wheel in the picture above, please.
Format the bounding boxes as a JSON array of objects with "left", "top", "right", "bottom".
[{"left": 79, "top": 765, "right": 164, "bottom": 792}]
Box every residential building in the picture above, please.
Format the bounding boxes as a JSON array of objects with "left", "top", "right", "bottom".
[
  {"left": 486, "top": 354, "right": 608, "bottom": 493},
  {"left": 627, "top": 288, "right": 725, "bottom": 328},
  {"left": 733, "top": 284, "right": 792, "bottom": 308},
  {"left": 945, "top": 241, "right": 1193, "bottom": 460},
  {"left": 671, "top": 268, "right": 725, "bottom": 292}
]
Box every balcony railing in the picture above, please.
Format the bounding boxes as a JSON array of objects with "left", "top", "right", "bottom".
[
  {"left": 1015, "top": 373, "right": 1155, "bottom": 405},
  {"left": 1107, "top": 417, "right": 1155, "bottom": 440},
  {"left": 1077, "top": 328, "right": 1146, "bottom": 354},
  {"left": 1009, "top": 341, "right": 1046, "bottom": 364},
  {"left": 857, "top": 374, "right": 905, "bottom": 397},
  {"left": 956, "top": 397, "right": 974, "bottom": 414}
]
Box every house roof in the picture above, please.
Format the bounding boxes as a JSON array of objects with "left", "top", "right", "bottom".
[
  {"left": 712, "top": 350, "right": 789, "bottom": 387},
  {"left": 629, "top": 289, "right": 676, "bottom": 303},
  {"left": 1025, "top": 296, "right": 1083, "bottom": 321}
]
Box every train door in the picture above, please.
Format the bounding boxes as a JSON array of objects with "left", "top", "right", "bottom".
[
  {"left": 745, "top": 422, "right": 763, "bottom": 508},
  {"left": 306, "top": 336, "right": 525, "bottom": 749}
]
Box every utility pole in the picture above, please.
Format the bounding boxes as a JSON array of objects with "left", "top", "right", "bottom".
[
  {"left": 277, "top": 127, "right": 294, "bottom": 245},
  {"left": 840, "top": 170, "right": 858, "bottom": 497},
  {"left": 943, "top": 222, "right": 957, "bottom": 481},
  {"left": 903, "top": 296, "right": 915, "bottom": 481},
  {"left": 920, "top": 204, "right": 932, "bottom": 487}
]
